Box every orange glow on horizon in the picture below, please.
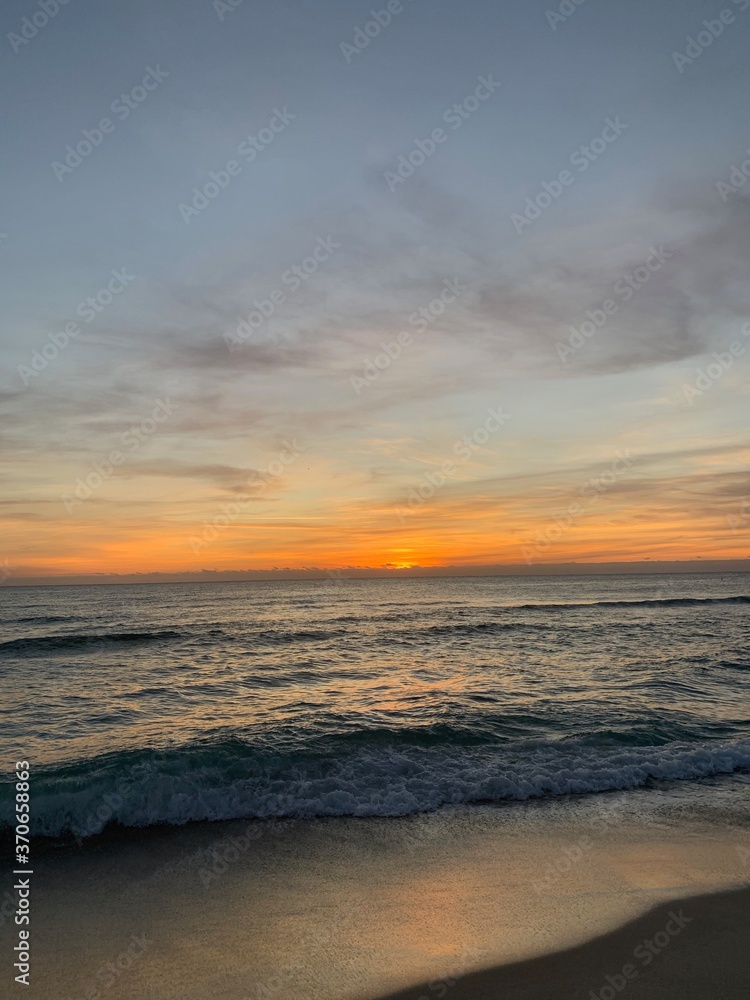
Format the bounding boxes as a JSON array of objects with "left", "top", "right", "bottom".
[
  {"left": 5, "top": 441, "right": 749, "bottom": 579},
  {"left": 4, "top": 509, "right": 748, "bottom": 579}
]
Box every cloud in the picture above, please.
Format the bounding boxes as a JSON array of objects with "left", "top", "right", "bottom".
[
  {"left": 118, "top": 458, "right": 269, "bottom": 494},
  {"left": 350, "top": 176, "right": 750, "bottom": 379}
]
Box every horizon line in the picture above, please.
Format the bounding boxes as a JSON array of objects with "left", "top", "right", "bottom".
[{"left": 3, "top": 558, "right": 750, "bottom": 587}]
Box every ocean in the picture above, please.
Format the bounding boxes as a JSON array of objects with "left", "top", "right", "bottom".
[{"left": 1, "top": 573, "right": 749, "bottom": 840}]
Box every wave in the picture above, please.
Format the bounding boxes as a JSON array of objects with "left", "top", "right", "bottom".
[
  {"left": 16, "top": 615, "right": 86, "bottom": 624},
  {"left": 0, "top": 630, "right": 184, "bottom": 654},
  {"left": 0, "top": 625, "right": 354, "bottom": 657},
  {"left": 3, "top": 595, "right": 745, "bottom": 657},
  {"left": 4, "top": 737, "right": 748, "bottom": 839},
  {"left": 251, "top": 627, "right": 347, "bottom": 644},
  {"left": 424, "top": 621, "right": 548, "bottom": 637},
  {"left": 510, "top": 595, "right": 750, "bottom": 611}
]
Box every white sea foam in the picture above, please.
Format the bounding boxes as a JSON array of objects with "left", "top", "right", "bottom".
[{"left": 4, "top": 739, "right": 749, "bottom": 839}]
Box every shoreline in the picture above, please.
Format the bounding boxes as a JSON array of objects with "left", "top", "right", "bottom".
[{"left": 15, "top": 768, "right": 750, "bottom": 849}]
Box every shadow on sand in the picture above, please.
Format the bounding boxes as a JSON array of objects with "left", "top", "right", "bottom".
[{"left": 375, "top": 885, "right": 750, "bottom": 1000}]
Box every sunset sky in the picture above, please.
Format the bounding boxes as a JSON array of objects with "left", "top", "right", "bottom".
[{"left": 2, "top": 0, "right": 750, "bottom": 581}]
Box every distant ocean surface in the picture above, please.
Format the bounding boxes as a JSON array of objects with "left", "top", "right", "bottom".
[{"left": 1, "top": 574, "right": 749, "bottom": 839}]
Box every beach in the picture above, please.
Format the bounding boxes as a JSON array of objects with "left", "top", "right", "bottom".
[{"left": 10, "top": 783, "right": 750, "bottom": 1000}]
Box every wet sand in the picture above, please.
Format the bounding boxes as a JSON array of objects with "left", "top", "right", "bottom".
[
  {"left": 378, "top": 885, "right": 750, "bottom": 1000},
  {"left": 6, "top": 788, "right": 750, "bottom": 1000}
]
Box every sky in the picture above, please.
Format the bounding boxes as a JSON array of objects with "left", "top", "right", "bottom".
[{"left": 2, "top": 0, "right": 750, "bottom": 581}]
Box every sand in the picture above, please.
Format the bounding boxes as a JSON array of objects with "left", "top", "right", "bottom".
[
  {"left": 5, "top": 786, "right": 749, "bottom": 1000},
  {"left": 379, "top": 886, "right": 750, "bottom": 1000}
]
